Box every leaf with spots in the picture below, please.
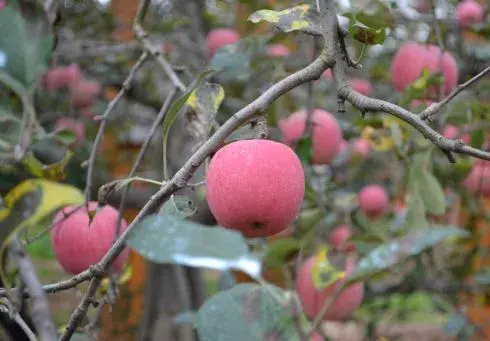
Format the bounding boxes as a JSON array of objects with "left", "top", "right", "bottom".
[
  {"left": 126, "top": 214, "right": 262, "bottom": 278},
  {"left": 185, "top": 81, "right": 225, "bottom": 141},
  {"left": 158, "top": 195, "right": 196, "bottom": 219},
  {"left": 311, "top": 245, "right": 346, "bottom": 290},
  {"left": 195, "top": 283, "right": 302, "bottom": 341},
  {"left": 248, "top": 5, "right": 322, "bottom": 36},
  {"left": 350, "top": 226, "right": 469, "bottom": 283}
]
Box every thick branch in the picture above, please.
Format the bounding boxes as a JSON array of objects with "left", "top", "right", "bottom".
[{"left": 11, "top": 238, "right": 57, "bottom": 341}]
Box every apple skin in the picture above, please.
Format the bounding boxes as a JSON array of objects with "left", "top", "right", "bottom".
[
  {"left": 266, "top": 44, "right": 290, "bottom": 57},
  {"left": 295, "top": 256, "right": 364, "bottom": 321},
  {"left": 349, "top": 79, "right": 373, "bottom": 96},
  {"left": 54, "top": 117, "right": 85, "bottom": 146},
  {"left": 206, "top": 28, "right": 240, "bottom": 57},
  {"left": 352, "top": 139, "right": 371, "bottom": 159},
  {"left": 456, "top": 0, "right": 484, "bottom": 28},
  {"left": 206, "top": 139, "right": 305, "bottom": 238},
  {"left": 442, "top": 124, "right": 471, "bottom": 145},
  {"left": 462, "top": 160, "right": 490, "bottom": 197},
  {"left": 358, "top": 184, "right": 389, "bottom": 219},
  {"left": 69, "top": 79, "right": 101, "bottom": 109},
  {"left": 51, "top": 202, "right": 129, "bottom": 275},
  {"left": 278, "top": 109, "right": 343, "bottom": 165},
  {"left": 43, "top": 64, "right": 82, "bottom": 91},
  {"left": 391, "top": 41, "right": 458, "bottom": 96}
]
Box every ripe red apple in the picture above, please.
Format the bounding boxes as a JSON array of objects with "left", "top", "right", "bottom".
[
  {"left": 391, "top": 42, "right": 458, "bottom": 96},
  {"left": 352, "top": 139, "right": 371, "bottom": 159},
  {"left": 456, "top": 0, "right": 484, "bottom": 28},
  {"left": 329, "top": 225, "right": 353, "bottom": 249},
  {"left": 69, "top": 79, "right": 101, "bottom": 109},
  {"left": 462, "top": 160, "right": 490, "bottom": 196},
  {"left": 55, "top": 117, "right": 85, "bottom": 146},
  {"left": 51, "top": 202, "right": 129, "bottom": 275},
  {"left": 415, "top": 0, "right": 431, "bottom": 14},
  {"left": 442, "top": 124, "right": 471, "bottom": 145},
  {"left": 0, "top": 1, "right": 6, "bottom": 10},
  {"left": 266, "top": 44, "right": 290, "bottom": 57},
  {"left": 43, "top": 64, "right": 82, "bottom": 91},
  {"left": 278, "top": 109, "right": 343, "bottom": 165},
  {"left": 206, "top": 28, "right": 240, "bottom": 57},
  {"left": 162, "top": 41, "right": 174, "bottom": 55},
  {"left": 206, "top": 139, "right": 305, "bottom": 238},
  {"left": 359, "top": 184, "right": 389, "bottom": 219},
  {"left": 295, "top": 256, "right": 364, "bottom": 321},
  {"left": 267, "top": 225, "right": 294, "bottom": 241},
  {"left": 349, "top": 79, "right": 373, "bottom": 96}
]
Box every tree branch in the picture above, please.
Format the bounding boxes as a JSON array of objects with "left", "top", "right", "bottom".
[
  {"left": 11, "top": 238, "right": 57, "bottom": 341},
  {"left": 83, "top": 51, "right": 149, "bottom": 204},
  {"left": 420, "top": 66, "right": 490, "bottom": 120}
]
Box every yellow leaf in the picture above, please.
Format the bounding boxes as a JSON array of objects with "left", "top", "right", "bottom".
[
  {"left": 100, "top": 265, "right": 133, "bottom": 295},
  {"left": 311, "top": 245, "right": 346, "bottom": 290},
  {"left": 0, "top": 179, "right": 84, "bottom": 291}
]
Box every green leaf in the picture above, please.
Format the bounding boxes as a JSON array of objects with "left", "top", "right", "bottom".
[
  {"left": 127, "top": 214, "right": 262, "bottom": 278},
  {"left": 350, "top": 226, "right": 469, "bottom": 282},
  {"left": 265, "top": 238, "right": 300, "bottom": 268},
  {"left": 195, "top": 283, "right": 301, "bottom": 341},
  {"left": 158, "top": 195, "right": 196, "bottom": 219},
  {"left": 342, "top": 12, "right": 387, "bottom": 45},
  {"left": 408, "top": 151, "right": 446, "bottom": 216},
  {"left": 52, "top": 128, "right": 77, "bottom": 146},
  {"left": 470, "top": 128, "right": 484, "bottom": 149},
  {"left": 294, "top": 136, "right": 313, "bottom": 164},
  {"left": 0, "top": 0, "right": 54, "bottom": 87},
  {"left": 162, "top": 69, "right": 214, "bottom": 178},
  {"left": 210, "top": 35, "right": 269, "bottom": 82},
  {"left": 248, "top": 5, "right": 321, "bottom": 36}
]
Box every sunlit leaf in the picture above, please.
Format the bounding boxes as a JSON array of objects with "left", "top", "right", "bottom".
[
  {"left": 195, "top": 283, "right": 301, "bottom": 341},
  {"left": 342, "top": 12, "right": 387, "bottom": 45},
  {"left": 248, "top": 5, "right": 321, "bottom": 36},
  {"left": 350, "top": 226, "right": 469, "bottom": 282},
  {"left": 127, "top": 215, "right": 262, "bottom": 278},
  {"left": 20, "top": 149, "right": 73, "bottom": 181}
]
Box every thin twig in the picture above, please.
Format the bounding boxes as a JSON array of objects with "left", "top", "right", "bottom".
[
  {"left": 133, "top": 24, "right": 186, "bottom": 92},
  {"left": 307, "top": 282, "right": 346, "bottom": 338},
  {"left": 420, "top": 66, "right": 490, "bottom": 120},
  {"left": 114, "top": 88, "right": 178, "bottom": 241},
  {"left": 43, "top": 0, "right": 58, "bottom": 25},
  {"left": 11, "top": 237, "right": 57, "bottom": 341},
  {"left": 83, "top": 52, "right": 149, "bottom": 204}
]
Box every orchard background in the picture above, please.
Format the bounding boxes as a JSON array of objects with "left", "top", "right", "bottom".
[{"left": 0, "top": 0, "right": 489, "bottom": 340}]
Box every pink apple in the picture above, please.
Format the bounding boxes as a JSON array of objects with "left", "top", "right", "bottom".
[
  {"left": 43, "top": 64, "right": 82, "bottom": 91},
  {"left": 359, "top": 184, "right": 389, "bottom": 219},
  {"left": 69, "top": 79, "right": 101, "bottom": 109},
  {"left": 352, "top": 139, "right": 371, "bottom": 159},
  {"left": 349, "top": 79, "right": 373, "bottom": 96},
  {"left": 456, "top": 0, "right": 484, "bottom": 28},
  {"left": 442, "top": 124, "right": 471, "bottom": 144},
  {"left": 55, "top": 117, "right": 85, "bottom": 146},
  {"left": 462, "top": 161, "right": 490, "bottom": 196},
  {"left": 206, "top": 140, "right": 305, "bottom": 238},
  {"left": 266, "top": 44, "right": 290, "bottom": 57},
  {"left": 206, "top": 28, "right": 240, "bottom": 57},
  {"left": 279, "top": 109, "right": 343, "bottom": 165},
  {"left": 51, "top": 202, "right": 129, "bottom": 275},
  {"left": 296, "top": 256, "right": 364, "bottom": 321},
  {"left": 391, "top": 42, "right": 458, "bottom": 96}
]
